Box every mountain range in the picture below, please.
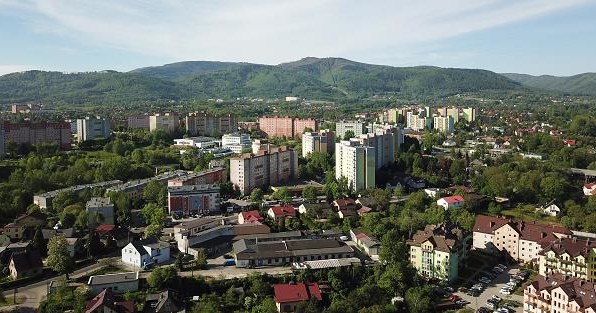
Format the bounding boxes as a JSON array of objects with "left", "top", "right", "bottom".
[{"left": 0, "top": 57, "right": 594, "bottom": 105}]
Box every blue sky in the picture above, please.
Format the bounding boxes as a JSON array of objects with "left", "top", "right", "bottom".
[{"left": 0, "top": 0, "right": 595, "bottom": 76}]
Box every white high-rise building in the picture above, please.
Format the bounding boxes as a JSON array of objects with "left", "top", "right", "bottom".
[
  {"left": 433, "top": 116, "right": 455, "bottom": 133},
  {"left": 76, "top": 117, "right": 111, "bottom": 142},
  {"left": 222, "top": 133, "right": 251, "bottom": 154},
  {"left": 336, "top": 121, "right": 366, "bottom": 139},
  {"left": 335, "top": 140, "right": 375, "bottom": 191},
  {"left": 462, "top": 108, "right": 476, "bottom": 123},
  {"left": 446, "top": 108, "right": 460, "bottom": 124},
  {"left": 302, "top": 130, "right": 335, "bottom": 158},
  {"left": 407, "top": 113, "right": 432, "bottom": 131},
  {"left": 353, "top": 125, "right": 401, "bottom": 169}
]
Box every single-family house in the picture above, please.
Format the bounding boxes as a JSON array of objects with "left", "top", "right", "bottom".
[
  {"left": 267, "top": 205, "right": 296, "bottom": 221},
  {"left": 355, "top": 198, "right": 376, "bottom": 215},
  {"left": 144, "top": 290, "right": 185, "bottom": 313},
  {"left": 96, "top": 224, "right": 131, "bottom": 248},
  {"left": 297, "top": 203, "right": 334, "bottom": 220},
  {"left": 238, "top": 210, "right": 264, "bottom": 224},
  {"left": 536, "top": 200, "right": 562, "bottom": 217},
  {"left": 274, "top": 283, "right": 322, "bottom": 313},
  {"left": 121, "top": 238, "right": 170, "bottom": 269},
  {"left": 1, "top": 223, "right": 24, "bottom": 240},
  {"left": 436, "top": 195, "right": 465, "bottom": 210},
  {"left": 583, "top": 182, "right": 596, "bottom": 196},
  {"left": 85, "top": 288, "right": 135, "bottom": 313},
  {"left": 87, "top": 272, "right": 140, "bottom": 296},
  {"left": 8, "top": 250, "right": 43, "bottom": 279}
]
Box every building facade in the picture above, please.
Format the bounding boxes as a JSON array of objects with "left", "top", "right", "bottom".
[
  {"left": 3, "top": 121, "right": 71, "bottom": 149},
  {"left": 302, "top": 130, "right": 335, "bottom": 158},
  {"left": 167, "top": 184, "right": 220, "bottom": 215},
  {"left": 149, "top": 113, "right": 178, "bottom": 133},
  {"left": 127, "top": 115, "right": 150, "bottom": 129},
  {"left": 185, "top": 112, "right": 237, "bottom": 137},
  {"left": 462, "top": 108, "right": 476, "bottom": 122},
  {"left": 433, "top": 116, "right": 455, "bottom": 133},
  {"left": 335, "top": 140, "right": 375, "bottom": 191},
  {"left": 524, "top": 274, "right": 596, "bottom": 313},
  {"left": 86, "top": 197, "right": 115, "bottom": 226},
  {"left": 352, "top": 125, "right": 401, "bottom": 169},
  {"left": 76, "top": 117, "right": 111, "bottom": 142},
  {"left": 230, "top": 146, "right": 299, "bottom": 195},
  {"left": 258, "top": 116, "right": 317, "bottom": 138},
  {"left": 335, "top": 121, "right": 366, "bottom": 140},
  {"left": 472, "top": 215, "right": 572, "bottom": 263},
  {"left": 538, "top": 237, "right": 596, "bottom": 282},
  {"left": 407, "top": 224, "right": 469, "bottom": 283},
  {"left": 167, "top": 167, "right": 227, "bottom": 187},
  {"left": 222, "top": 133, "right": 251, "bottom": 154}
]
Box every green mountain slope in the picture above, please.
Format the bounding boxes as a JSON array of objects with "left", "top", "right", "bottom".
[
  {"left": 502, "top": 72, "right": 596, "bottom": 95},
  {"left": 0, "top": 57, "right": 524, "bottom": 105},
  {"left": 0, "top": 70, "right": 183, "bottom": 104}
]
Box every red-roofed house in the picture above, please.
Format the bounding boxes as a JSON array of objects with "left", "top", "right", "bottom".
[
  {"left": 583, "top": 183, "right": 596, "bottom": 196},
  {"left": 85, "top": 288, "right": 135, "bottom": 313},
  {"left": 563, "top": 139, "right": 576, "bottom": 147},
  {"left": 238, "top": 210, "right": 264, "bottom": 224},
  {"left": 472, "top": 215, "right": 572, "bottom": 263},
  {"left": 96, "top": 224, "right": 131, "bottom": 248},
  {"left": 274, "top": 282, "right": 322, "bottom": 312},
  {"left": 436, "top": 195, "right": 465, "bottom": 210},
  {"left": 267, "top": 205, "right": 296, "bottom": 222}
]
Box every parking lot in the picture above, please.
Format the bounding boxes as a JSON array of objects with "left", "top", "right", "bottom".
[{"left": 454, "top": 264, "right": 525, "bottom": 313}]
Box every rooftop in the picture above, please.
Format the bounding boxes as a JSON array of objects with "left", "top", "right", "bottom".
[{"left": 88, "top": 272, "right": 139, "bottom": 285}]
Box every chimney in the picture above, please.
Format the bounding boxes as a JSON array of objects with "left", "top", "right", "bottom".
[
  {"left": 573, "top": 237, "right": 577, "bottom": 243},
  {"left": 490, "top": 221, "right": 495, "bottom": 228},
  {"left": 541, "top": 232, "right": 547, "bottom": 239}
]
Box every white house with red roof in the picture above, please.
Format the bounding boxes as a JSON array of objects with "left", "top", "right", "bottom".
[
  {"left": 583, "top": 182, "right": 596, "bottom": 196},
  {"left": 238, "top": 210, "right": 264, "bottom": 224},
  {"left": 436, "top": 195, "right": 465, "bottom": 210},
  {"left": 267, "top": 205, "right": 296, "bottom": 222},
  {"left": 273, "top": 282, "right": 322, "bottom": 312}
]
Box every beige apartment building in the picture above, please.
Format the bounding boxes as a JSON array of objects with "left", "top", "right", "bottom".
[
  {"left": 538, "top": 237, "right": 596, "bottom": 282},
  {"left": 524, "top": 274, "right": 596, "bottom": 313},
  {"left": 149, "top": 113, "right": 179, "bottom": 133},
  {"left": 185, "top": 112, "right": 237, "bottom": 136},
  {"left": 230, "top": 145, "right": 298, "bottom": 195},
  {"left": 472, "top": 215, "right": 572, "bottom": 263}
]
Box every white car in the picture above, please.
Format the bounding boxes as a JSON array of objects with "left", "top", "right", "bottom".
[
  {"left": 500, "top": 288, "right": 512, "bottom": 295},
  {"left": 340, "top": 235, "right": 349, "bottom": 241}
]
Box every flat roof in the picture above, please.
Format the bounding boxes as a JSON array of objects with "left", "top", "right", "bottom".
[
  {"left": 293, "top": 257, "right": 361, "bottom": 270},
  {"left": 88, "top": 272, "right": 139, "bottom": 285}
]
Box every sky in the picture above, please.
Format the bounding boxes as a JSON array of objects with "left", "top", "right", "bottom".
[{"left": 0, "top": 0, "right": 595, "bottom": 76}]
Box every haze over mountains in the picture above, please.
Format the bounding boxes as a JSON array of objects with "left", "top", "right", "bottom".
[{"left": 0, "top": 57, "right": 594, "bottom": 105}]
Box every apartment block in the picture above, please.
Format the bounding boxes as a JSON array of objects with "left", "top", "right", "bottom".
[
  {"left": 222, "top": 133, "right": 251, "bottom": 154},
  {"left": 127, "top": 115, "right": 150, "bottom": 129},
  {"left": 538, "top": 237, "right": 596, "bottom": 282},
  {"left": 0, "top": 127, "right": 4, "bottom": 157},
  {"left": 258, "top": 116, "right": 317, "bottom": 138},
  {"left": 302, "top": 130, "right": 335, "bottom": 158},
  {"left": 149, "top": 113, "right": 179, "bottom": 133},
  {"left": 335, "top": 140, "right": 375, "bottom": 191},
  {"left": 352, "top": 125, "right": 401, "bottom": 169},
  {"left": 407, "top": 224, "right": 469, "bottom": 283},
  {"left": 230, "top": 145, "right": 299, "bottom": 195},
  {"left": 446, "top": 107, "right": 460, "bottom": 123},
  {"left": 472, "top": 215, "right": 572, "bottom": 263},
  {"left": 336, "top": 121, "right": 366, "bottom": 140},
  {"left": 3, "top": 121, "right": 71, "bottom": 150},
  {"left": 76, "top": 117, "right": 111, "bottom": 142},
  {"left": 406, "top": 112, "right": 432, "bottom": 131},
  {"left": 185, "top": 112, "right": 237, "bottom": 137},
  {"left": 11, "top": 103, "right": 42, "bottom": 114},
  {"left": 167, "top": 184, "right": 220, "bottom": 215},
  {"left": 433, "top": 116, "right": 455, "bottom": 133},
  {"left": 462, "top": 108, "right": 476, "bottom": 122},
  {"left": 524, "top": 274, "right": 596, "bottom": 313},
  {"left": 86, "top": 197, "right": 115, "bottom": 225}
]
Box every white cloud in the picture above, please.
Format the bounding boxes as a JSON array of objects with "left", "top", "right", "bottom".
[
  {"left": 0, "top": 65, "right": 30, "bottom": 75},
  {"left": 0, "top": 0, "right": 592, "bottom": 65}
]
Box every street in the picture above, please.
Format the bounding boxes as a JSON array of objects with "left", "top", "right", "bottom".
[{"left": 455, "top": 266, "right": 524, "bottom": 313}]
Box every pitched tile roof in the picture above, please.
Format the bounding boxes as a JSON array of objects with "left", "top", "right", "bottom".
[
  {"left": 85, "top": 289, "right": 135, "bottom": 313},
  {"left": 10, "top": 250, "right": 43, "bottom": 273},
  {"left": 241, "top": 210, "right": 263, "bottom": 222},
  {"left": 473, "top": 215, "right": 571, "bottom": 244},
  {"left": 269, "top": 205, "right": 296, "bottom": 217},
  {"left": 440, "top": 195, "right": 464, "bottom": 204},
  {"left": 274, "top": 283, "right": 322, "bottom": 303},
  {"left": 539, "top": 237, "right": 596, "bottom": 258},
  {"left": 407, "top": 224, "right": 466, "bottom": 253}
]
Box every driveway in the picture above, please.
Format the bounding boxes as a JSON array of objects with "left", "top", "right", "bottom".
[{"left": 455, "top": 266, "right": 524, "bottom": 312}]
